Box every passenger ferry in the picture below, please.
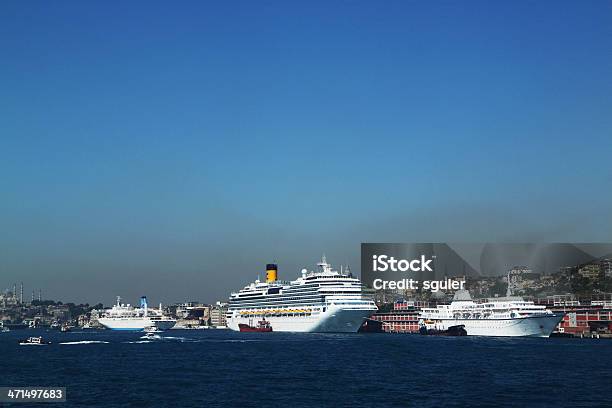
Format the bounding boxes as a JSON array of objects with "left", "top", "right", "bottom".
[
  {"left": 227, "top": 256, "right": 377, "bottom": 333},
  {"left": 98, "top": 296, "right": 176, "bottom": 331},
  {"left": 419, "top": 290, "right": 564, "bottom": 337}
]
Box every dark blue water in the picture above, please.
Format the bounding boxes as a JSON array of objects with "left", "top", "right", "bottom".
[{"left": 2, "top": 329, "right": 611, "bottom": 407}]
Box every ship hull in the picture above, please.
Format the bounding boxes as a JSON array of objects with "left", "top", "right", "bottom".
[
  {"left": 98, "top": 318, "right": 176, "bottom": 331},
  {"left": 238, "top": 324, "right": 273, "bottom": 332},
  {"left": 423, "top": 314, "right": 564, "bottom": 337},
  {"left": 227, "top": 306, "right": 375, "bottom": 333}
]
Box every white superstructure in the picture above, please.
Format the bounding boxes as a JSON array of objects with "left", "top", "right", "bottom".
[
  {"left": 98, "top": 296, "right": 176, "bottom": 331},
  {"left": 419, "top": 290, "right": 564, "bottom": 337},
  {"left": 227, "top": 256, "right": 377, "bottom": 333}
]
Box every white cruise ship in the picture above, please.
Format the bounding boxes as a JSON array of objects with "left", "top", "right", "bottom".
[
  {"left": 227, "top": 256, "right": 377, "bottom": 333},
  {"left": 418, "top": 290, "right": 564, "bottom": 337},
  {"left": 98, "top": 296, "right": 176, "bottom": 331}
]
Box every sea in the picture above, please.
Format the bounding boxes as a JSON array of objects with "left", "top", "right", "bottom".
[{"left": 2, "top": 329, "right": 611, "bottom": 407}]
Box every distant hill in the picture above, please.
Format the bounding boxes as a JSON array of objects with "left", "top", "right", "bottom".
[{"left": 479, "top": 243, "right": 598, "bottom": 276}]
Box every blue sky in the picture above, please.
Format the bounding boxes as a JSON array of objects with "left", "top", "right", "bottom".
[{"left": 1, "top": 1, "right": 611, "bottom": 304}]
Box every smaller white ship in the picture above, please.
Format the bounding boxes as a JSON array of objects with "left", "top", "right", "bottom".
[
  {"left": 98, "top": 296, "right": 176, "bottom": 331},
  {"left": 419, "top": 287, "right": 564, "bottom": 337},
  {"left": 140, "top": 332, "right": 162, "bottom": 340}
]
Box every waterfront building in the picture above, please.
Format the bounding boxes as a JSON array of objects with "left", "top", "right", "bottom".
[
  {"left": 87, "top": 309, "right": 104, "bottom": 328},
  {"left": 368, "top": 300, "right": 425, "bottom": 333},
  {"left": 602, "top": 259, "right": 612, "bottom": 278},
  {"left": 173, "top": 303, "right": 212, "bottom": 328},
  {"left": 556, "top": 307, "right": 612, "bottom": 335},
  {"left": 578, "top": 264, "right": 602, "bottom": 280},
  {"left": 210, "top": 302, "right": 227, "bottom": 327}
]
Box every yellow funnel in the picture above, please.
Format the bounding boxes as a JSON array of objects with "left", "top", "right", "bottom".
[{"left": 266, "top": 263, "right": 278, "bottom": 283}]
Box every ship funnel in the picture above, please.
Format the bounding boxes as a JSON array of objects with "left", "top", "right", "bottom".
[
  {"left": 141, "top": 296, "right": 148, "bottom": 317},
  {"left": 266, "top": 264, "right": 278, "bottom": 283}
]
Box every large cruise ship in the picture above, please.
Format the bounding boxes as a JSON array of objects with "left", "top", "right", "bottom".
[
  {"left": 227, "top": 256, "right": 377, "bottom": 333},
  {"left": 98, "top": 296, "right": 176, "bottom": 331},
  {"left": 418, "top": 290, "right": 564, "bottom": 337}
]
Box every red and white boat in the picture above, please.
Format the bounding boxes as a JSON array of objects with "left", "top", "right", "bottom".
[{"left": 239, "top": 318, "right": 273, "bottom": 332}]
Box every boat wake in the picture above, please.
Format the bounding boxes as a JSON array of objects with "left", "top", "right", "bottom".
[
  {"left": 59, "top": 340, "right": 110, "bottom": 345},
  {"left": 160, "top": 336, "right": 192, "bottom": 342},
  {"left": 140, "top": 334, "right": 162, "bottom": 340},
  {"left": 124, "top": 336, "right": 195, "bottom": 343}
]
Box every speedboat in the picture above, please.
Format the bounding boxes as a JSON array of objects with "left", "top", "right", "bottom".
[
  {"left": 143, "top": 326, "right": 163, "bottom": 333},
  {"left": 140, "top": 328, "right": 162, "bottom": 340},
  {"left": 19, "top": 336, "right": 51, "bottom": 346},
  {"left": 140, "top": 332, "right": 161, "bottom": 340}
]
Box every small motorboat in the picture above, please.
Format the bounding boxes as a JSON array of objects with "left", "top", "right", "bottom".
[
  {"left": 60, "top": 324, "right": 71, "bottom": 332},
  {"left": 19, "top": 336, "right": 52, "bottom": 346},
  {"left": 143, "top": 326, "right": 162, "bottom": 333},
  {"left": 140, "top": 332, "right": 162, "bottom": 340},
  {"left": 239, "top": 318, "right": 273, "bottom": 333}
]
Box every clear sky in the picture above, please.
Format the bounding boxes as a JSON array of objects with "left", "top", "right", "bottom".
[{"left": 1, "top": 1, "right": 611, "bottom": 305}]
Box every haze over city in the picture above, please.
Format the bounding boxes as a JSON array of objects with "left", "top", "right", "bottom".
[{"left": 2, "top": 1, "right": 611, "bottom": 304}]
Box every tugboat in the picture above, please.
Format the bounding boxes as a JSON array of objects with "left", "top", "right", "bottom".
[
  {"left": 419, "top": 324, "right": 467, "bottom": 336},
  {"left": 19, "top": 336, "right": 52, "bottom": 346},
  {"left": 358, "top": 318, "right": 384, "bottom": 333},
  {"left": 239, "top": 318, "right": 273, "bottom": 332}
]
